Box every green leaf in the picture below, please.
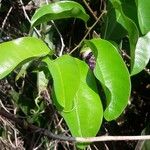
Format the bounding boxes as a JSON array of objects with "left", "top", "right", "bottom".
[
  {"left": 44, "top": 55, "right": 81, "bottom": 111},
  {"left": 101, "top": 1, "right": 127, "bottom": 41},
  {"left": 31, "top": 1, "right": 89, "bottom": 27},
  {"left": 131, "top": 32, "right": 150, "bottom": 75},
  {"left": 85, "top": 38, "right": 131, "bottom": 121},
  {"left": 137, "top": 0, "right": 150, "bottom": 35},
  {"left": 44, "top": 55, "right": 103, "bottom": 148},
  {"left": 61, "top": 57, "right": 103, "bottom": 136},
  {"left": 120, "top": 0, "right": 139, "bottom": 27},
  {"left": 110, "top": 0, "right": 139, "bottom": 71},
  {"left": 0, "top": 37, "right": 51, "bottom": 79}
]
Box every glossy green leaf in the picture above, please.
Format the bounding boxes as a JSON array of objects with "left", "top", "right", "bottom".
[
  {"left": 137, "top": 0, "right": 150, "bottom": 34},
  {"left": 31, "top": 1, "right": 89, "bottom": 27},
  {"left": 0, "top": 37, "right": 51, "bottom": 79},
  {"left": 61, "top": 58, "right": 103, "bottom": 136},
  {"left": 44, "top": 55, "right": 81, "bottom": 111},
  {"left": 131, "top": 32, "right": 150, "bottom": 75},
  {"left": 44, "top": 55, "right": 103, "bottom": 148},
  {"left": 85, "top": 38, "right": 131, "bottom": 121},
  {"left": 101, "top": 1, "right": 127, "bottom": 41},
  {"left": 110, "top": 0, "right": 139, "bottom": 71}
]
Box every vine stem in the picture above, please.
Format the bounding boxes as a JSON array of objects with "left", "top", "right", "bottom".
[
  {"left": 1, "top": 109, "right": 150, "bottom": 143},
  {"left": 76, "top": 135, "right": 150, "bottom": 143},
  {"left": 69, "top": 10, "right": 107, "bottom": 54},
  {"left": 82, "top": 0, "right": 98, "bottom": 20}
]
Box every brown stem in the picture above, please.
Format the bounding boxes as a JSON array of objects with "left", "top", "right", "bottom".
[
  {"left": 82, "top": 0, "right": 98, "bottom": 20},
  {"left": 0, "top": 109, "right": 75, "bottom": 142},
  {"left": 1, "top": 109, "right": 150, "bottom": 143}
]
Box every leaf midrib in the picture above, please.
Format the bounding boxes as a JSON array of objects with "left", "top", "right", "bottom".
[{"left": 55, "top": 62, "right": 66, "bottom": 108}]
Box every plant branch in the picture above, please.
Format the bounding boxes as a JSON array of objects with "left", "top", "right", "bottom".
[
  {"left": 0, "top": 7, "right": 13, "bottom": 36},
  {"left": 19, "top": 0, "right": 41, "bottom": 37},
  {"left": 1, "top": 109, "right": 150, "bottom": 143},
  {"left": 44, "top": 1, "right": 65, "bottom": 56},
  {"left": 82, "top": 0, "right": 98, "bottom": 20},
  {"left": 70, "top": 10, "right": 106, "bottom": 54},
  {"left": 76, "top": 135, "right": 150, "bottom": 143},
  {"left": 51, "top": 21, "right": 65, "bottom": 57},
  {"left": 0, "top": 109, "right": 75, "bottom": 142}
]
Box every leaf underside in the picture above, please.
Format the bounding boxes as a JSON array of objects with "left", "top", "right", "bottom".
[{"left": 131, "top": 32, "right": 150, "bottom": 75}]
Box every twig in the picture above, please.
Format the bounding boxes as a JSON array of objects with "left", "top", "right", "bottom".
[
  {"left": 19, "top": 0, "right": 41, "bottom": 37},
  {"left": 70, "top": 10, "right": 106, "bottom": 54},
  {"left": 43, "top": 0, "right": 65, "bottom": 56},
  {"left": 121, "top": 49, "right": 131, "bottom": 59},
  {"left": 8, "top": 134, "right": 16, "bottom": 148},
  {"left": 1, "top": 109, "right": 150, "bottom": 143},
  {"left": 51, "top": 21, "right": 65, "bottom": 57},
  {"left": 144, "top": 68, "right": 150, "bottom": 75},
  {"left": 76, "top": 135, "right": 150, "bottom": 143},
  {"left": 0, "top": 7, "right": 13, "bottom": 36},
  {"left": 82, "top": 0, "right": 98, "bottom": 20},
  {"left": 0, "top": 109, "right": 75, "bottom": 142},
  {"left": 0, "top": 100, "right": 10, "bottom": 113}
]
